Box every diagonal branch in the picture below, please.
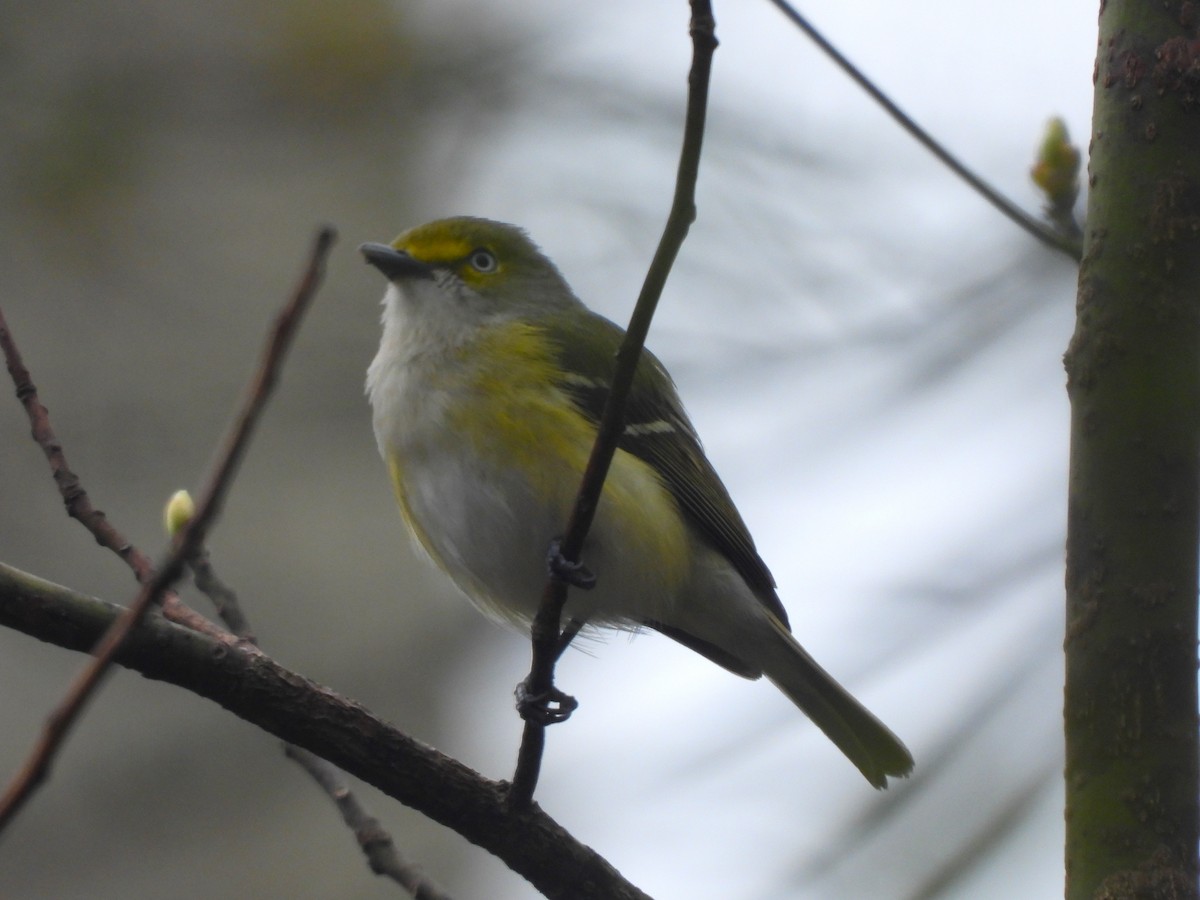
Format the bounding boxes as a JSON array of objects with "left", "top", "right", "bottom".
[
  {"left": 0, "top": 306, "right": 216, "bottom": 637},
  {"left": 1, "top": 306, "right": 158, "bottom": 582},
  {"left": 285, "top": 745, "right": 454, "bottom": 899},
  {"left": 186, "top": 539, "right": 448, "bottom": 897},
  {"left": 0, "top": 561, "right": 653, "bottom": 900},
  {"left": 507, "top": 0, "right": 718, "bottom": 809},
  {"left": 3, "top": 228, "right": 416, "bottom": 891},
  {"left": 765, "top": 0, "right": 1083, "bottom": 261},
  {"left": 0, "top": 226, "right": 335, "bottom": 834}
]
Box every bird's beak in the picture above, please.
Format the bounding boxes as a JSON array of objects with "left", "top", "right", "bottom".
[{"left": 359, "top": 243, "right": 435, "bottom": 281}]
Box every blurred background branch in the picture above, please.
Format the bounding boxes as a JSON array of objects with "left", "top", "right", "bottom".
[{"left": 765, "top": 0, "right": 1083, "bottom": 260}]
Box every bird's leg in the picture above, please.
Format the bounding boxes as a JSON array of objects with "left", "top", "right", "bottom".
[
  {"left": 555, "top": 617, "right": 586, "bottom": 660},
  {"left": 514, "top": 547, "right": 592, "bottom": 725},
  {"left": 515, "top": 617, "right": 586, "bottom": 723}
]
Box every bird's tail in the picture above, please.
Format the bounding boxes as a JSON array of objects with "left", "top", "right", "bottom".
[{"left": 761, "top": 620, "right": 913, "bottom": 789}]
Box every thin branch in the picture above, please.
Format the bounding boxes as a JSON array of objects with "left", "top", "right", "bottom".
[
  {"left": 0, "top": 561, "right": 654, "bottom": 900},
  {"left": 187, "top": 544, "right": 448, "bottom": 898},
  {"left": 507, "top": 0, "right": 718, "bottom": 809},
  {"left": 0, "top": 306, "right": 218, "bottom": 637},
  {"left": 0, "top": 226, "right": 335, "bottom": 835},
  {"left": 765, "top": 0, "right": 1083, "bottom": 262},
  {"left": 0, "top": 306, "right": 156, "bottom": 580},
  {"left": 188, "top": 548, "right": 255, "bottom": 641},
  {"left": 285, "top": 745, "right": 454, "bottom": 900}
]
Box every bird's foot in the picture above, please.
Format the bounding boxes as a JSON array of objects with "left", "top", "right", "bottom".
[
  {"left": 546, "top": 539, "right": 596, "bottom": 590},
  {"left": 515, "top": 680, "right": 579, "bottom": 726}
]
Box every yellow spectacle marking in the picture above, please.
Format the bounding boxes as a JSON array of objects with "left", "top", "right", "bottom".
[
  {"left": 393, "top": 221, "right": 509, "bottom": 287},
  {"left": 394, "top": 219, "right": 506, "bottom": 265},
  {"left": 394, "top": 233, "right": 474, "bottom": 266}
]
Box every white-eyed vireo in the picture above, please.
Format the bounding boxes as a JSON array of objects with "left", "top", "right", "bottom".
[{"left": 361, "top": 217, "right": 913, "bottom": 788}]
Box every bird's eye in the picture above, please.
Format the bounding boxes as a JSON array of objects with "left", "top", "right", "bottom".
[{"left": 468, "top": 249, "right": 498, "bottom": 273}]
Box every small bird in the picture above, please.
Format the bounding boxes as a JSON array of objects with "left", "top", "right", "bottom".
[{"left": 362, "top": 217, "right": 913, "bottom": 788}]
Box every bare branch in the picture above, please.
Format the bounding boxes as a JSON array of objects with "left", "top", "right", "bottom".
[
  {"left": 765, "top": 0, "right": 1082, "bottom": 261},
  {"left": 285, "top": 745, "right": 455, "bottom": 900},
  {"left": 0, "top": 561, "right": 653, "bottom": 900},
  {"left": 187, "top": 542, "right": 447, "bottom": 898},
  {"left": 188, "top": 548, "right": 255, "bottom": 641},
  {"left": 0, "top": 226, "right": 335, "bottom": 834},
  {"left": 507, "top": 0, "right": 719, "bottom": 809},
  {"left": 0, "top": 304, "right": 213, "bottom": 635}
]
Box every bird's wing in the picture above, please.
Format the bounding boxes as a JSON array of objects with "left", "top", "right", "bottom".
[{"left": 544, "top": 309, "right": 787, "bottom": 626}]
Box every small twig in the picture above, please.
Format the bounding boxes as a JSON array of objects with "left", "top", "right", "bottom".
[
  {"left": 0, "top": 226, "right": 335, "bottom": 835},
  {"left": 186, "top": 543, "right": 447, "bottom": 899},
  {"left": 0, "top": 306, "right": 153, "bottom": 578},
  {"left": 506, "top": 0, "right": 718, "bottom": 809},
  {"left": 765, "top": 0, "right": 1083, "bottom": 262},
  {"left": 285, "top": 746, "right": 454, "bottom": 900},
  {"left": 188, "top": 548, "right": 254, "bottom": 641},
  {"left": 0, "top": 306, "right": 213, "bottom": 635}
]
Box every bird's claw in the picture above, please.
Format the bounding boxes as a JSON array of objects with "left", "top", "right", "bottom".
[
  {"left": 546, "top": 539, "right": 597, "bottom": 589},
  {"left": 515, "top": 680, "right": 579, "bottom": 726}
]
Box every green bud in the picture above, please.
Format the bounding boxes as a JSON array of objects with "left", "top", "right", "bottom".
[
  {"left": 164, "top": 489, "right": 195, "bottom": 537},
  {"left": 1030, "top": 117, "right": 1081, "bottom": 213}
]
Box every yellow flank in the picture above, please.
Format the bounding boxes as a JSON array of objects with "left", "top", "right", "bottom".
[
  {"left": 448, "top": 319, "right": 690, "bottom": 593},
  {"left": 386, "top": 454, "right": 443, "bottom": 567}
]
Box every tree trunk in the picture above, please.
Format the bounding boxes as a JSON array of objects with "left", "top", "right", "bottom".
[{"left": 1064, "top": 3, "right": 1200, "bottom": 897}]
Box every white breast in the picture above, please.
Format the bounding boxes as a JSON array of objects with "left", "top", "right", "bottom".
[{"left": 366, "top": 282, "right": 689, "bottom": 629}]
